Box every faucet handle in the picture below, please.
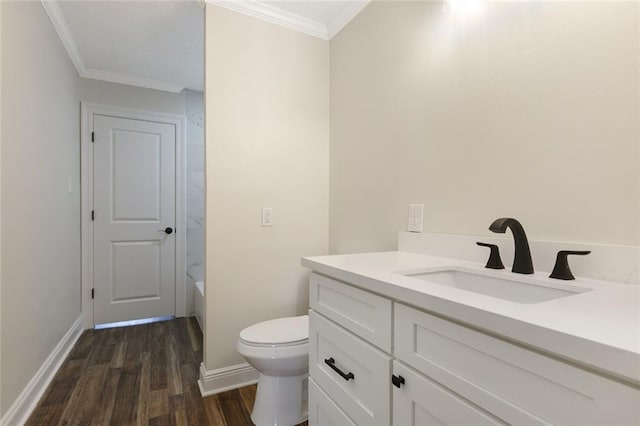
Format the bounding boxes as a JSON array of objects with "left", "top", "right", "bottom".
[
  {"left": 476, "top": 242, "right": 505, "bottom": 270},
  {"left": 549, "top": 250, "right": 591, "bottom": 280}
]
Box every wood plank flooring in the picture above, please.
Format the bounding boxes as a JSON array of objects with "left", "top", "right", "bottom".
[{"left": 27, "top": 317, "right": 308, "bottom": 426}]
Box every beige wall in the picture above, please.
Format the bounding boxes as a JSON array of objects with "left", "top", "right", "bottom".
[
  {"left": 80, "top": 78, "right": 186, "bottom": 115},
  {"left": 1, "top": 1, "right": 81, "bottom": 416},
  {"left": 205, "top": 5, "right": 329, "bottom": 369},
  {"left": 330, "top": 1, "right": 640, "bottom": 253}
]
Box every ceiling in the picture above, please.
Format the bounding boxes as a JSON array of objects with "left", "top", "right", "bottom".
[{"left": 42, "top": 0, "right": 369, "bottom": 94}]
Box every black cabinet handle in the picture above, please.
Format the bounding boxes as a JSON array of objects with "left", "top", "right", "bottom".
[
  {"left": 324, "top": 357, "right": 354, "bottom": 381},
  {"left": 159, "top": 227, "right": 174, "bottom": 235},
  {"left": 392, "top": 374, "right": 405, "bottom": 388}
]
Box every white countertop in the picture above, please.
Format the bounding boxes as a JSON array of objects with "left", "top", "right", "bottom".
[{"left": 302, "top": 251, "right": 640, "bottom": 384}]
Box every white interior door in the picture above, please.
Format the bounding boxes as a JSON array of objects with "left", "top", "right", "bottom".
[{"left": 93, "top": 114, "right": 176, "bottom": 325}]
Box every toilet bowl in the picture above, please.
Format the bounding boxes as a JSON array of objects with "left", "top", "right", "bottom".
[{"left": 237, "top": 315, "right": 309, "bottom": 426}]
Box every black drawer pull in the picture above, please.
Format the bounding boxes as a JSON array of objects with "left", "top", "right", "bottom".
[
  {"left": 324, "top": 357, "right": 355, "bottom": 381},
  {"left": 392, "top": 374, "right": 405, "bottom": 388}
]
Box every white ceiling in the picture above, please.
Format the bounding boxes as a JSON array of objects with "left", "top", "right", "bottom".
[{"left": 43, "top": 0, "right": 369, "bottom": 94}]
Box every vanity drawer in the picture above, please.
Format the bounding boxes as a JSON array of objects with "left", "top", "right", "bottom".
[
  {"left": 395, "top": 303, "right": 640, "bottom": 425},
  {"left": 309, "top": 311, "right": 392, "bottom": 425},
  {"left": 393, "top": 361, "right": 503, "bottom": 425},
  {"left": 308, "top": 378, "right": 356, "bottom": 426},
  {"left": 309, "top": 272, "right": 392, "bottom": 352}
]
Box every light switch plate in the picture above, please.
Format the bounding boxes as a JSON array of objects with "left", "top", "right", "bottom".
[
  {"left": 261, "top": 208, "right": 273, "bottom": 227},
  {"left": 408, "top": 204, "right": 424, "bottom": 232}
]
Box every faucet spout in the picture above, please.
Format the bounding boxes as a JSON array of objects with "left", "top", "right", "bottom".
[{"left": 489, "top": 217, "right": 534, "bottom": 274}]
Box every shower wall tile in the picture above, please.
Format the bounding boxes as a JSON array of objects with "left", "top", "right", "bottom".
[
  {"left": 185, "top": 89, "right": 204, "bottom": 280},
  {"left": 188, "top": 145, "right": 205, "bottom": 172}
]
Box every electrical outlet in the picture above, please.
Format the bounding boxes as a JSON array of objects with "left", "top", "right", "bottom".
[
  {"left": 261, "top": 208, "right": 273, "bottom": 227},
  {"left": 408, "top": 204, "right": 424, "bottom": 232}
]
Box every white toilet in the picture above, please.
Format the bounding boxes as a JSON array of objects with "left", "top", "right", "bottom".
[{"left": 237, "top": 315, "right": 309, "bottom": 426}]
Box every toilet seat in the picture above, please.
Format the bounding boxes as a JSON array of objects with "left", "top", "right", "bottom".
[{"left": 239, "top": 315, "right": 308, "bottom": 347}]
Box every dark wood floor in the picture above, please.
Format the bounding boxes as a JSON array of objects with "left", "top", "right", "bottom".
[{"left": 27, "top": 317, "right": 308, "bottom": 425}]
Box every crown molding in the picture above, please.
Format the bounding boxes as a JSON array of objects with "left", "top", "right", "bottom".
[
  {"left": 208, "top": 0, "right": 369, "bottom": 41},
  {"left": 40, "top": 0, "right": 185, "bottom": 93},
  {"left": 82, "top": 68, "right": 184, "bottom": 93},
  {"left": 40, "top": 0, "right": 86, "bottom": 72},
  {"left": 327, "top": 1, "right": 370, "bottom": 39},
  {"left": 41, "top": 0, "right": 370, "bottom": 91},
  {"left": 210, "top": 0, "right": 329, "bottom": 39}
]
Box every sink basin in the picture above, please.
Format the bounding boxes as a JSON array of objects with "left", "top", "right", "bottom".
[{"left": 402, "top": 269, "right": 591, "bottom": 303}]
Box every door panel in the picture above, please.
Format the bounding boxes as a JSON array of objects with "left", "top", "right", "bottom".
[
  {"left": 111, "top": 129, "right": 162, "bottom": 220},
  {"left": 111, "top": 241, "right": 161, "bottom": 301},
  {"left": 93, "top": 114, "right": 176, "bottom": 325}
]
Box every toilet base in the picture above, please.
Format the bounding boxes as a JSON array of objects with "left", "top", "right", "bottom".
[{"left": 251, "top": 373, "right": 308, "bottom": 426}]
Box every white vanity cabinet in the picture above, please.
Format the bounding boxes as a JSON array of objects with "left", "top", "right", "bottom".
[
  {"left": 394, "top": 303, "right": 640, "bottom": 425},
  {"left": 309, "top": 273, "right": 392, "bottom": 425},
  {"left": 308, "top": 272, "right": 640, "bottom": 425}
]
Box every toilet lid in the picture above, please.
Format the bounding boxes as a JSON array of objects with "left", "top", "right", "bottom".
[{"left": 239, "top": 315, "right": 308, "bottom": 346}]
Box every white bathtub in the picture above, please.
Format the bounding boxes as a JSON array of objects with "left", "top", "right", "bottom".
[{"left": 194, "top": 281, "right": 204, "bottom": 331}]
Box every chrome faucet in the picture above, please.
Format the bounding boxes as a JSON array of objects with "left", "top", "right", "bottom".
[{"left": 489, "top": 218, "right": 534, "bottom": 274}]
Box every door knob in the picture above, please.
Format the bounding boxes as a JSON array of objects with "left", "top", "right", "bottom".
[{"left": 159, "top": 227, "right": 173, "bottom": 235}]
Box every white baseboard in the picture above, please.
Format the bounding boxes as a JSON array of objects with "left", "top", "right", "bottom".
[
  {"left": 198, "top": 362, "right": 259, "bottom": 397},
  {"left": 1, "top": 316, "right": 83, "bottom": 426}
]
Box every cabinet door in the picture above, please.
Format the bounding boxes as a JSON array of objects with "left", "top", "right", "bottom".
[
  {"left": 309, "top": 311, "right": 392, "bottom": 425},
  {"left": 392, "top": 361, "right": 504, "bottom": 426},
  {"left": 309, "top": 378, "right": 357, "bottom": 426},
  {"left": 395, "top": 303, "right": 640, "bottom": 424}
]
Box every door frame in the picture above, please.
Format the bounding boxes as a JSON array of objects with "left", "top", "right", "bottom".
[{"left": 81, "top": 102, "right": 187, "bottom": 329}]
